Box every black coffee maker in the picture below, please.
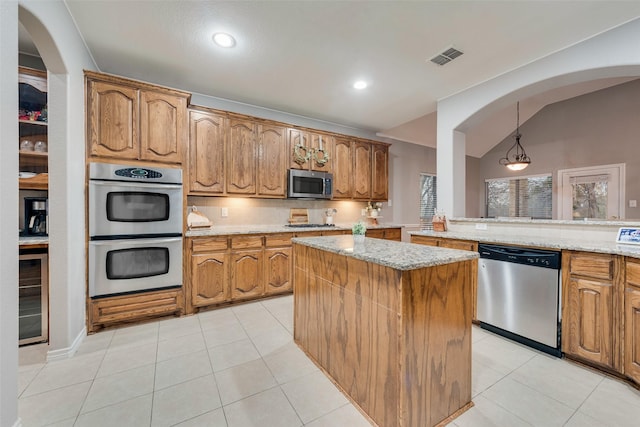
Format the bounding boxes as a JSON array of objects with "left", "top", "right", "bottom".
[{"left": 24, "top": 197, "right": 48, "bottom": 236}]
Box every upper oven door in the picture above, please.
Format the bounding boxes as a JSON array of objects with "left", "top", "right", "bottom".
[{"left": 89, "top": 180, "right": 183, "bottom": 238}]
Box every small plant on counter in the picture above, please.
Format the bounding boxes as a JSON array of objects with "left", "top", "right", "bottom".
[{"left": 352, "top": 221, "right": 367, "bottom": 235}]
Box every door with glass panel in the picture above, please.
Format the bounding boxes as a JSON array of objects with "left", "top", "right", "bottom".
[{"left": 558, "top": 164, "right": 624, "bottom": 220}]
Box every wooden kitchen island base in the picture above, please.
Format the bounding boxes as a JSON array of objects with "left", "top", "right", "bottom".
[{"left": 292, "top": 236, "right": 477, "bottom": 427}]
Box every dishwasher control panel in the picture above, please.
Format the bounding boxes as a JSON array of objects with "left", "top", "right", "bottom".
[{"left": 478, "top": 244, "right": 560, "bottom": 269}]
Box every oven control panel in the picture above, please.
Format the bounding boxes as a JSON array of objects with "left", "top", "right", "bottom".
[{"left": 115, "top": 168, "right": 163, "bottom": 179}]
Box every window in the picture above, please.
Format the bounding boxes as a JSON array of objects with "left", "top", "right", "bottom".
[
  {"left": 485, "top": 174, "right": 552, "bottom": 219},
  {"left": 558, "top": 164, "right": 624, "bottom": 220},
  {"left": 420, "top": 174, "right": 437, "bottom": 229}
]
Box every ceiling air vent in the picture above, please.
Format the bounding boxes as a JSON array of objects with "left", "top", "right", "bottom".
[{"left": 430, "top": 47, "right": 464, "bottom": 66}]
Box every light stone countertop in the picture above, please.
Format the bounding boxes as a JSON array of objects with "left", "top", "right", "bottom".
[
  {"left": 292, "top": 235, "right": 478, "bottom": 271},
  {"left": 449, "top": 217, "right": 640, "bottom": 227},
  {"left": 185, "top": 223, "right": 402, "bottom": 237},
  {"left": 410, "top": 230, "right": 640, "bottom": 259}
]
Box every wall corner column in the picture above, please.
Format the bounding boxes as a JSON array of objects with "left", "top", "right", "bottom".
[{"left": 437, "top": 122, "right": 467, "bottom": 217}]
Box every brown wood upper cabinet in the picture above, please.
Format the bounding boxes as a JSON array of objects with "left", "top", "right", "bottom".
[
  {"left": 188, "top": 109, "right": 226, "bottom": 194},
  {"left": 227, "top": 119, "right": 257, "bottom": 194},
  {"left": 332, "top": 137, "right": 352, "bottom": 199},
  {"left": 257, "top": 124, "right": 287, "bottom": 197},
  {"left": 226, "top": 119, "right": 287, "bottom": 197},
  {"left": 288, "top": 128, "right": 334, "bottom": 173},
  {"left": 353, "top": 140, "right": 372, "bottom": 200},
  {"left": 86, "top": 71, "right": 189, "bottom": 164},
  {"left": 372, "top": 143, "right": 389, "bottom": 200}
]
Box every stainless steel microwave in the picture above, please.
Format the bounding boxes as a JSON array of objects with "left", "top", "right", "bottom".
[{"left": 287, "top": 169, "right": 333, "bottom": 199}]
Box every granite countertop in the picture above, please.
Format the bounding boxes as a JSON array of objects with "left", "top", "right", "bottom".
[
  {"left": 449, "top": 217, "right": 640, "bottom": 227},
  {"left": 410, "top": 230, "right": 640, "bottom": 259},
  {"left": 19, "top": 236, "right": 49, "bottom": 246},
  {"left": 185, "top": 223, "right": 402, "bottom": 237},
  {"left": 292, "top": 235, "right": 478, "bottom": 271}
]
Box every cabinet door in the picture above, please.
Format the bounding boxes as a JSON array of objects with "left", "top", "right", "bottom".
[
  {"left": 227, "top": 119, "right": 257, "bottom": 194},
  {"left": 383, "top": 228, "right": 402, "bottom": 241},
  {"left": 265, "top": 247, "right": 292, "bottom": 295},
  {"left": 188, "top": 110, "right": 226, "bottom": 194},
  {"left": 87, "top": 80, "right": 139, "bottom": 160},
  {"left": 288, "top": 128, "right": 311, "bottom": 170},
  {"left": 333, "top": 137, "right": 352, "bottom": 199},
  {"left": 353, "top": 140, "right": 372, "bottom": 200},
  {"left": 230, "top": 250, "right": 264, "bottom": 300},
  {"left": 625, "top": 284, "right": 640, "bottom": 383},
  {"left": 310, "top": 133, "right": 334, "bottom": 173},
  {"left": 257, "top": 124, "right": 287, "bottom": 197},
  {"left": 191, "top": 252, "right": 228, "bottom": 307},
  {"left": 371, "top": 144, "right": 388, "bottom": 201},
  {"left": 565, "top": 277, "right": 615, "bottom": 368},
  {"left": 140, "top": 90, "right": 186, "bottom": 164}
]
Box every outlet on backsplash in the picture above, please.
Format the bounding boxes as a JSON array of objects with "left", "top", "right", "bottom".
[
  {"left": 475, "top": 223, "right": 488, "bottom": 230},
  {"left": 186, "top": 196, "right": 372, "bottom": 227}
]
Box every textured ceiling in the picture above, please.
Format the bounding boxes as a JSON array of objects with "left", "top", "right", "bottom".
[{"left": 19, "top": 1, "right": 640, "bottom": 156}]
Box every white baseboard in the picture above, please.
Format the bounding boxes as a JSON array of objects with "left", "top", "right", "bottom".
[{"left": 46, "top": 326, "right": 86, "bottom": 362}]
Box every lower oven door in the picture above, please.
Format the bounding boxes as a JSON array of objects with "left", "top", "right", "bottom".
[{"left": 89, "top": 236, "right": 182, "bottom": 297}]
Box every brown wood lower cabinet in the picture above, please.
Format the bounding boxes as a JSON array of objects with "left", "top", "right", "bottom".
[
  {"left": 625, "top": 259, "right": 640, "bottom": 383},
  {"left": 562, "top": 251, "right": 622, "bottom": 372},
  {"left": 230, "top": 249, "right": 264, "bottom": 300},
  {"left": 293, "top": 242, "right": 473, "bottom": 427},
  {"left": 185, "top": 228, "right": 398, "bottom": 314},
  {"left": 89, "top": 288, "right": 184, "bottom": 332},
  {"left": 366, "top": 227, "right": 401, "bottom": 241},
  {"left": 410, "top": 235, "right": 478, "bottom": 321}
]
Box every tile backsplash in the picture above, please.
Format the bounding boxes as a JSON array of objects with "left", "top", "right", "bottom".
[{"left": 187, "top": 197, "right": 375, "bottom": 227}]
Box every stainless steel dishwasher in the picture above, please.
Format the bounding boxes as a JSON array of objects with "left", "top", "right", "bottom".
[{"left": 477, "top": 243, "right": 561, "bottom": 357}]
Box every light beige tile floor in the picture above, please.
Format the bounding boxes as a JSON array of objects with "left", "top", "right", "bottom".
[{"left": 18, "top": 294, "right": 640, "bottom": 426}]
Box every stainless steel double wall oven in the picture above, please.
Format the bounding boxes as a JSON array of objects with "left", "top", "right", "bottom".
[{"left": 88, "top": 162, "right": 183, "bottom": 298}]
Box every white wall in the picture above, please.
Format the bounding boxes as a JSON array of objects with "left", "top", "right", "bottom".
[
  {"left": 1, "top": 3, "right": 20, "bottom": 425},
  {"left": 1, "top": 1, "right": 95, "bottom": 425},
  {"left": 437, "top": 17, "right": 640, "bottom": 218},
  {"left": 479, "top": 79, "right": 640, "bottom": 219}
]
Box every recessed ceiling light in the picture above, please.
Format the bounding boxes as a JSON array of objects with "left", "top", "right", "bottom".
[
  {"left": 212, "top": 32, "right": 236, "bottom": 48},
  {"left": 353, "top": 81, "right": 368, "bottom": 90}
]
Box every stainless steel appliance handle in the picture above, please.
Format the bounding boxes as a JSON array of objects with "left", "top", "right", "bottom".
[
  {"left": 89, "top": 180, "right": 183, "bottom": 190},
  {"left": 89, "top": 237, "right": 182, "bottom": 246}
]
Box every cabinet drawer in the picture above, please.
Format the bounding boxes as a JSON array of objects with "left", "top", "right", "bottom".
[
  {"left": 191, "top": 237, "right": 228, "bottom": 252},
  {"left": 627, "top": 260, "right": 640, "bottom": 287},
  {"left": 231, "top": 236, "right": 263, "bottom": 249},
  {"left": 91, "top": 289, "right": 183, "bottom": 327},
  {"left": 441, "top": 239, "right": 476, "bottom": 251},
  {"left": 569, "top": 253, "right": 615, "bottom": 280},
  {"left": 265, "top": 233, "right": 293, "bottom": 247},
  {"left": 411, "top": 235, "right": 440, "bottom": 247}
]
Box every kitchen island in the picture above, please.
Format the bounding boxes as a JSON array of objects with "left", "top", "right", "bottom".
[{"left": 292, "top": 235, "right": 478, "bottom": 427}]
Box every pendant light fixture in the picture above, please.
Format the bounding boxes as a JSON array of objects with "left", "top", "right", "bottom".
[{"left": 498, "top": 102, "right": 531, "bottom": 171}]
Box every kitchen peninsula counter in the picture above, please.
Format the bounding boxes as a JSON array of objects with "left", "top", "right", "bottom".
[
  {"left": 292, "top": 235, "right": 477, "bottom": 427},
  {"left": 410, "top": 229, "right": 640, "bottom": 259}
]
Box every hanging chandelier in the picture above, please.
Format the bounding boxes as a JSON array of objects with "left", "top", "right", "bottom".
[{"left": 498, "top": 102, "right": 531, "bottom": 171}]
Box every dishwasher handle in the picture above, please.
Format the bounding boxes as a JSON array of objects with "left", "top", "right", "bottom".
[{"left": 478, "top": 243, "right": 560, "bottom": 269}]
